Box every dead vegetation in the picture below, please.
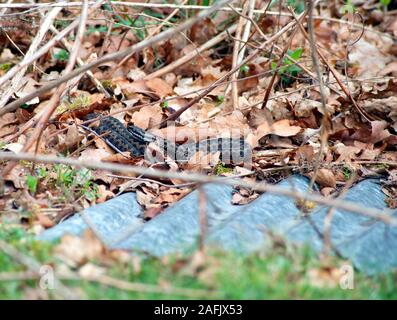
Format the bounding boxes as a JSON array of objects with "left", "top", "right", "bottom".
[{"left": 0, "top": 1, "right": 397, "bottom": 273}]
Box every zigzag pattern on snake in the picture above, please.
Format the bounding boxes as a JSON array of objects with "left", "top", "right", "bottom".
[{"left": 84, "top": 114, "right": 252, "bottom": 164}]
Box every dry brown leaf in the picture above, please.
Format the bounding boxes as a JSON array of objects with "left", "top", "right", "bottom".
[
  {"left": 321, "top": 187, "right": 335, "bottom": 197},
  {"left": 0, "top": 112, "right": 17, "bottom": 138},
  {"left": 36, "top": 212, "right": 55, "bottom": 229},
  {"left": 79, "top": 148, "right": 112, "bottom": 162},
  {"left": 334, "top": 143, "right": 362, "bottom": 163},
  {"left": 145, "top": 78, "right": 174, "bottom": 98},
  {"left": 155, "top": 187, "right": 190, "bottom": 205},
  {"left": 127, "top": 68, "right": 147, "bottom": 81},
  {"left": 295, "top": 145, "right": 315, "bottom": 164},
  {"left": 96, "top": 185, "right": 115, "bottom": 203},
  {"left": 307, "top": 267, "right": 341, "bottom": 288},
  {"left": 379, "top": 61, "right": 397, "bottom": 76},
  {"left": 257, "top": 119, "right": 302, "bottom": 138},
  {"left": 114, "top": 79, "right": 153, "bottom": 98},
  {"left": 248, "top": 107, "right": 273, "bottom": 129},
  {"left": 64, "top": 125, "right": 82, "bottom": 150},
  {"left": 15, "top": 77, "right": 40, "bottom": 105},
  {"left": 184, "top": 150, "right": 220, "bottom": 171},
  {"left": 136, "top": 189, "right": 154, "bottom": 207},
  {"left": 3, "top": 164, "right": 27, "bottom": 189},
  {"left": 144, "top": 207, "right": 163, "bottom": 220},
  {"left": 55, "top": 230, "right": 105, "bottom": 267},
  {"left": 130, "top": 105, "right": 163, "bottom": 129},
  {"left": 308, "top": 169, "right": 336, "bottom": 188},
  {"left": 102, "top": 153, "right": 139, "bottom": 164},
  {"left": 369, "top": 120, "right": 391, "bottom": 144},
  {"left": 3, "top": 142, "right": 24, "bottom": 153},
  {"left": 238, "top": 64, "right": 261, "bottom": 93},
  {"left": 349, "top": 37, "right": 393, "bottom": 78},
  {"left": 190, "top": 18, "right": 217, "bottom": 44}
]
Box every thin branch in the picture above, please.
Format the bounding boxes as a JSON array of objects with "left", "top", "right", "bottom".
[
  {"left": 298, "top": 1, "right": 330, "bottom": 201},
  {"left": 229, "top": 1, "right": 249, "bottom": 110},
  {"left": 0, "top": 151, "right": 396, "bottom": 226},
  {"left": 198, "top": 186, "right": 207, "bottom": 252},
  {"left": 0, "top": 1, "right": 394, "bottom": 40},
  {"left": 322, "top": 171, "right": 357, "bottom": 258},
  {"left": 144, "top": 24, "right": 237, "bottom": 80},
  {"left": 0, "top": 6, "right": 62, "bottom": 108},
  {"left": 0, "top": 239, "right": 78, "bottom": 299},
  {"left": 0, "top": 0, "right": 108, "bottom": 90},
  {"left": 31, "top": 0, "right": 90, "bottom": 160},
  {"left": 118, "top": 0, "right": 189, "bottom": 67},
  {"left": 159, "top": 12, "right": 306, "bottom": 127},
  {"left": 0, "top": 0, "right": 233, "bottom": 117},
  {"left": 289, "top": 7, "right": 373, "bottom": 122},
  {"left": 0, "top": 271, "right": 214, "bottom": 298}
]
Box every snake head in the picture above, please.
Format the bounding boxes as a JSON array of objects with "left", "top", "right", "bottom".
[{"left": 82, "top": 113, "right": 99, "bottom": 121}]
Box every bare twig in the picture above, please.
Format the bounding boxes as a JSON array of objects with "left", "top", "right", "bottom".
[
  {"left": 30, "top": 0, "right": 90, "bottom": 160},
  {"left": 0, "top": 151, "right": 396, "bottom": 226},
  {"left": 0, "top": 6, "right": 62, "bottom": 108},
  {"left": 0, "top": 1, "right": 394, "bottom": 40},
  {"left": 322, "top": 171, "right": 357, "bottom": 258},
  {"left": 229, "top": 1, "right": 249, "bottom": 110},
  {"left": 0, "top": 271, "right": 214, "bottom": 298},
  {"left": 298, "top": 1, "right": 331, "bottom": 201},
  {"left": 261, "top": 9, "right": 307, "bottom": 109},
  {"left": 118, "top": 0, "right": 189, "bottom": 67},
  {"left": 0, "top": 0, "right": 233, "bottom": 117},
  {"left": 0, "top": 0, "right": 13, "bottom": 15},
  {"left": 289, "top": 7, "right": 373, "bottom": 122},
  {"left": 159, "top": 12, "right": 306, "bottom": 127},
  {"left": 0, "top": 1, "right": 105, "bottom": 90},
  {"left": 144, "top": 24, "right": 237, "bottom": 80},
  {"left": 0, "top": 240, "right": 78, "bottom": 299},
  {"left": 198, "top": 186, "right": 207, "bottom": 252}
]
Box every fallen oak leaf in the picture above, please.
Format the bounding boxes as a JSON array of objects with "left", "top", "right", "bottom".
[
  {"left": 64, "top": 124, "right": 83, "bottom": 150},
  {"left": 369, "top": 120, "right": 391, "bottom": 144},
  {"left": 130, "top": 105, "right": 163, "bottom": 129},
  {"left": 145, "top": 78, "right": 174, "bottom": 98},
  {"left": 334, "top": 143, "right": 362, "bottom": 163},
  {"left": 257, "top": 119, "right": 302, "bottom": 138},
  {"left": 0, "top": 112, "right": 17, "bottom": 138},
  {"left": 54, "top": 230, "right": 105, "bottom": 268},
  {"left": 79, "top": 148, "right": 113, "bottom": 162},
  {"left": 307, "top": 168, "right": 336, "bottom": 188},
  {"left": 96, "top": 185, "right": 115, "bottom": 203}
]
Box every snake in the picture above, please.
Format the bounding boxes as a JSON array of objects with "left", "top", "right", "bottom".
[{"left": 83, "top": 114, "right": 252, "bottom": 164}]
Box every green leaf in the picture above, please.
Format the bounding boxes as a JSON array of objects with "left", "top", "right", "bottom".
[
  {"left": 143, "top": 9, "right": 164, "bottom": 19},
  {"left": 214, "top": 162, "right": 232, "bottom": 175},
  {"left": 161, "top": 101, "right": 169, "bottom": 109},
  {"left": 53, "top": 49, "right": 69, "bottom": 62},
  {"left": 26, "top": 175, "right": 39, "bottom": 194},
  {"left": 341, "top": 4, "right": 355, "bottom": 14},
  {"left": 380, "top": 0, "right": 391, "bottom": 6},
  {"left": 285, "top": 64, "right": 301, "bottom": 75},
  {"left": 0, "top": 63, "right": 12, "bottom": 71},
  {"left": 216, "top": 95, "right": 225, "bottom": 105},
  {"left": 240, "top": 65, "right": 250, "bottom": 73},
  {"left": 289, "top": 47, "right": 303, "bottom": 61}
]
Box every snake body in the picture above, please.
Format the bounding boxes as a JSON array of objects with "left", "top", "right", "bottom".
[{"left": 86, "top": 114, "right": 251, "bottom": 164}]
